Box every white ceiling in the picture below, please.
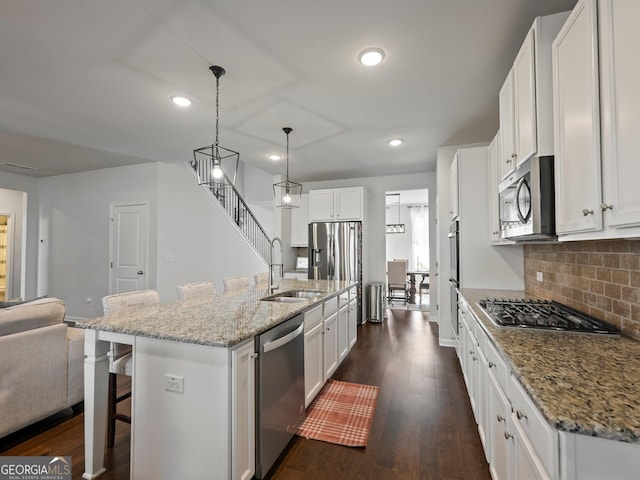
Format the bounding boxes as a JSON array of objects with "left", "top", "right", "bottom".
[{"left": 0, "top": 0, "right": 577, "bottom": 181}]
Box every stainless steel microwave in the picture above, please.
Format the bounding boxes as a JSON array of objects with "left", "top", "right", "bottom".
[{"left": 499, "top": 156, "right": 556, "bottom": 241}]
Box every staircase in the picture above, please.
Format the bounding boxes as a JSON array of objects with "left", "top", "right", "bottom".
[{"left": 188, "top": 161, "right": 271, "bottom": 265}]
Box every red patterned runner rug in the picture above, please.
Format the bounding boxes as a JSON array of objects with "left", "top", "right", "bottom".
[{"left": 296, "top": 379, "right": 380, "bottom": 447}]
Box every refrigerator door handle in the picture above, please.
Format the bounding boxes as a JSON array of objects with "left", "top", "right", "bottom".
[{"left": 328, "top": 234, "right": 335, "bottom": 280}]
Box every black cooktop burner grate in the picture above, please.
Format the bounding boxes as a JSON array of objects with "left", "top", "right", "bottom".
[{"left": 477, "top": 298, "right": 619, "bottom": 335}]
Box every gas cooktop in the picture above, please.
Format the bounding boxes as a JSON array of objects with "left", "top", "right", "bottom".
[{"left": 477, "top": 298, "right": 620, "bottom": 336}]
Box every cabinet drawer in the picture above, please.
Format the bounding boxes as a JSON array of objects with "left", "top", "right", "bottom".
[
  {"left": 485, "top": 339, "right": 509, "bottom": 394},
  {"left": 509, "top": 374, "right": 557, "bottom": 477},
  {"left": 338, "top": 291, "right": 349, "bottom": 308},
  {"left": 323, "top": 297, "right": 338, "bottom": 316},
  {"left": 304, "top": 305, "right": 323, "bottom": 331},
  {"left": 349, "top": 286, "right": 357, "bottom": 299}
]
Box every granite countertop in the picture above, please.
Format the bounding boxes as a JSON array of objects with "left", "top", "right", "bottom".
[
  {"left": 460, "top": 288, "right": 640, "bottom": 444},
  {"left": 76, "top": 279, "right": 354, "bottom": 348}
]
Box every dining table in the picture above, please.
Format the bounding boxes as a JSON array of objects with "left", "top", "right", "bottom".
[{"left": 406, "top": 270, "right": 429, "bottom": 304}]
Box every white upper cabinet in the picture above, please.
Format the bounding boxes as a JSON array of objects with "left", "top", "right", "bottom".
[
  {"left": 499, "top": 12, "right": 570, "bottom": 169},
  {"left": 599, "top": 0, "right": 640, "bottom": 229},
  {"left": 488, "top": 132, "right": 509, "bottom": 244},
  {"left": 498, "top": 72, "right": 516, "bottom": 179},
  {"left": 450, "top": 152, "right": 459, "bottom": 220},
  {"left": 309, "top": 187, "right": 364, "bottom": 222},
  {"left": 290, "top": 194, "right": 309, "bottom": 247},
  {"left": 513, "top": 28, "right": 537, "bottom": 166},
  {"left": 553, "top": 0, "right": 602, "bottom": 235},
  {"left": 309, "top": 189, "right": 335, "bottom": 221},
  {"left": 554, "top": 0, "right": 640, "bottom": 239}
]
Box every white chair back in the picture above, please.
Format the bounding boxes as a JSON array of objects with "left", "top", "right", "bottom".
[
  {"left": 387, "top": 260, "right": 408, "bottom": 287},
  {"left": 223, "top": 276, "right": 249, "bottom": 292},
  {"left": 254, "top": 272, "right": 269, "bottom": 286},
  {"left": 102, "top": 289, "right": 160, "bottom": 316},
  {"left": 177, "top": 282, "right": 216, "bottom": 302}
]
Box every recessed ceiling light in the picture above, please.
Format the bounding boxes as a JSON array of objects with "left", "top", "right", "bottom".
[
  {"left": 268, "top": 153, "right": 282, "bottom": 161},
  {"left": 171, "top": 95, "right": 192, "bottom": 107},
  {"left": 388, "top": 138, "right": 403, "bottom": 147},
  {"left": 358, "top": 47, "right": 385, "bottom": 66}
]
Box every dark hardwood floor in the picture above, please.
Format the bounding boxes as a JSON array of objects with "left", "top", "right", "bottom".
[{"left": 0, "top": 309, "right": 489, "bottom": 480}]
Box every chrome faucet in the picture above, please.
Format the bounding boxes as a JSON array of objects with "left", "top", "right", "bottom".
[{"left": 269, "top": 237, "right": 284, "bottom": 294}]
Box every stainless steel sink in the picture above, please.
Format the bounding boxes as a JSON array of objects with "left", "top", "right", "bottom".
[
  {"left": 264, "top": 296, "right": 307, "bottom": 303},
  {"left": 261, "top": 290, "right": 323, "bottom": 302}
]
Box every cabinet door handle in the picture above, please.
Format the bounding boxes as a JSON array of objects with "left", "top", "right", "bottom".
[
  {"left": 506, "top": 158, "right": 512, "bottom": 164},
  {"left": 504, "top": 431, "right": 514, "bottom": 440},
  {"left": 516, "top": 410, "right": 528, "bottom": 420},
  {"left": 497, "top": 414, "right": 505, "bottom": 423},
  {"left": 582, "top": 208, "right": 594, "bottom": 216},
  {"left": 601, "top": 203, "right": 613, "bottom": 211},
  {"left": 488, "top": 361, "right": 495, "bottom": 368},
  {"left": 511, "top": 153, "right": 517, "bottom": 159}
]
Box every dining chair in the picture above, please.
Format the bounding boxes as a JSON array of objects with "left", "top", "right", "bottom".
[
  {"left": 176, "top": 281, "right": 216, "bottom": 302},
  {"left": 223, "top": 275, "right": 250, "bottom": 293},
  {"left": 253, "top": 272, "right": 269, "bottom": 287},
  {"left": 387, "top": 260, "right": 409, "bottom": 304},
  {"left": 102, "top": 289, "right": 160, "bottom": 448}
]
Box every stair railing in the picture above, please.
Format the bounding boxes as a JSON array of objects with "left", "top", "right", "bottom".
[{"left": 188, "top": 161, "right": 271, "bottom": 265}]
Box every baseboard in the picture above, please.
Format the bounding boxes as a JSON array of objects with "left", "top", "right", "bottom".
[{"left": 439, "top": 338, "right": 456, "bottom": 348}]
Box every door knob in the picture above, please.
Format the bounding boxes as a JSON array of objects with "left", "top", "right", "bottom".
[{"left": 137, "top": 270, "right": 144, "bottom": 275}]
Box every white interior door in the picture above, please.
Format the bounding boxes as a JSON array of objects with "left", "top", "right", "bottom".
[{"left": 109, "top": 202, "right": 149, "bottom": 295}]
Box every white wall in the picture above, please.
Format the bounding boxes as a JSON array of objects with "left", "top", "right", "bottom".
[
  {"left": 155, "top": 162, "right": 268, "bottom": 302},
  {"left": 37, "top": 163, "right": 159, "bottom": 318},
  {"left": 302, "top": 172, "right": 437, "bottom": 320},
  {"left": 0, "top": 172, "right": 39, "bottom": 299}
]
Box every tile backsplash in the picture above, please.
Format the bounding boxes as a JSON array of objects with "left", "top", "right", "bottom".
[{"left": 524, "top": 240, "right": 640, "bottom": 340}]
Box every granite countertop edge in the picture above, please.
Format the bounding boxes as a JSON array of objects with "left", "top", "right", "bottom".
[
  {"left": 76, "top": 279, "right": 356, "bottom": 348},
  {"left": 459, "top": 287, "right": 640, "bottom": 445}
]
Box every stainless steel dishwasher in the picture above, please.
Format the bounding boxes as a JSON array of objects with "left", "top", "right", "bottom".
[{"left": 255, "top": 313, "right": 305, "bottom": 479}]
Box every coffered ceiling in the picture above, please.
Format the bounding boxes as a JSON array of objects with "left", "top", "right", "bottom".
[{"left": 0, "top": 0, "right": 576, "bottom": 180}]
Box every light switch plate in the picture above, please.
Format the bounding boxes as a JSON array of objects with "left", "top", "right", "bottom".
[
  {"left": 536, "top": 271, "right": 543, "bottom": 282},
  {"left": 164, "top": 374, "right": 184, "bottom": 393}
]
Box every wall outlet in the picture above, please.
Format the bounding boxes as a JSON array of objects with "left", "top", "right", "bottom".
[
  {"left": 536, "top": 271, "right": 543, "bottom": 282},
  {"left": 164, "top": 374, "right": 184, "bottom": 394}
]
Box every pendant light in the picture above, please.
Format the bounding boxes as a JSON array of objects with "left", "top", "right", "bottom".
[
  {"left": 192, "top": 65, "right": 239, "bottom": 189},
  {"left": 385, "top": 193, "right": 405, "bottom": 234},
  {"left": 273, "top": 127, "right": 302, "bottom": 208}
]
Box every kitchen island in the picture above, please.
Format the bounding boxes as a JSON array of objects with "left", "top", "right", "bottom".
[
  {"left": 458, "top": 288, "right": 640, "bottom": 480},
  {"left": 77, "top": 279, "right": 354, "bottom": 480}
]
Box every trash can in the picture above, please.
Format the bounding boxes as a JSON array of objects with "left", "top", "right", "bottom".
[{"left": 368, "top": 282, "right": 384, "bottom": 323}]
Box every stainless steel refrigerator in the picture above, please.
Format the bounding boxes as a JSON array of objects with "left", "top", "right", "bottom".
[{"left": 308, "top": 221, "right": 362, "bottom": 323}]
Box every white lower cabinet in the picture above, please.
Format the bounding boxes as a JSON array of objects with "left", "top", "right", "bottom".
[
  {"left": 323, "top": 311, "right": 339, "bottom": 379},
  {"left": 304, "top": 305, "right": 324, "bottom": 408},
  {"left": 338, "top": 291, "right": 349, "bottom": 362},
  {"left": 304, "top": 291, "right": 357, "bottom": 407},
  {"left": 231, "top": 340, "right": 256, "bottom": 480},
  {"left": 488, "top": 369, "right": 514, "bottom": 480},
  {"left": 348, "top": 297, "right": 357, "bottom": 349},
  {"left": 458, "top": 296, "right": 558, "bottom": 480}
]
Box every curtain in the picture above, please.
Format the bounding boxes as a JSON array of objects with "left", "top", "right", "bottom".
[{"left": 410, "top": 206, "right": 429, "bottom": 271}]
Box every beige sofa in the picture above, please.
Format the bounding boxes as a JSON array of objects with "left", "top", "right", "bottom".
[{"left": 0, "top": 297, "right": 84, "bottom": 438}]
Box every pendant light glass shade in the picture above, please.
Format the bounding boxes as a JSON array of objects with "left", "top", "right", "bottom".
[
  {"left": 273, "top": 127, "right": 302, "bottom": 208},
  {"left": 192, "top": 65, "right": 239, "bottom": 189}
]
